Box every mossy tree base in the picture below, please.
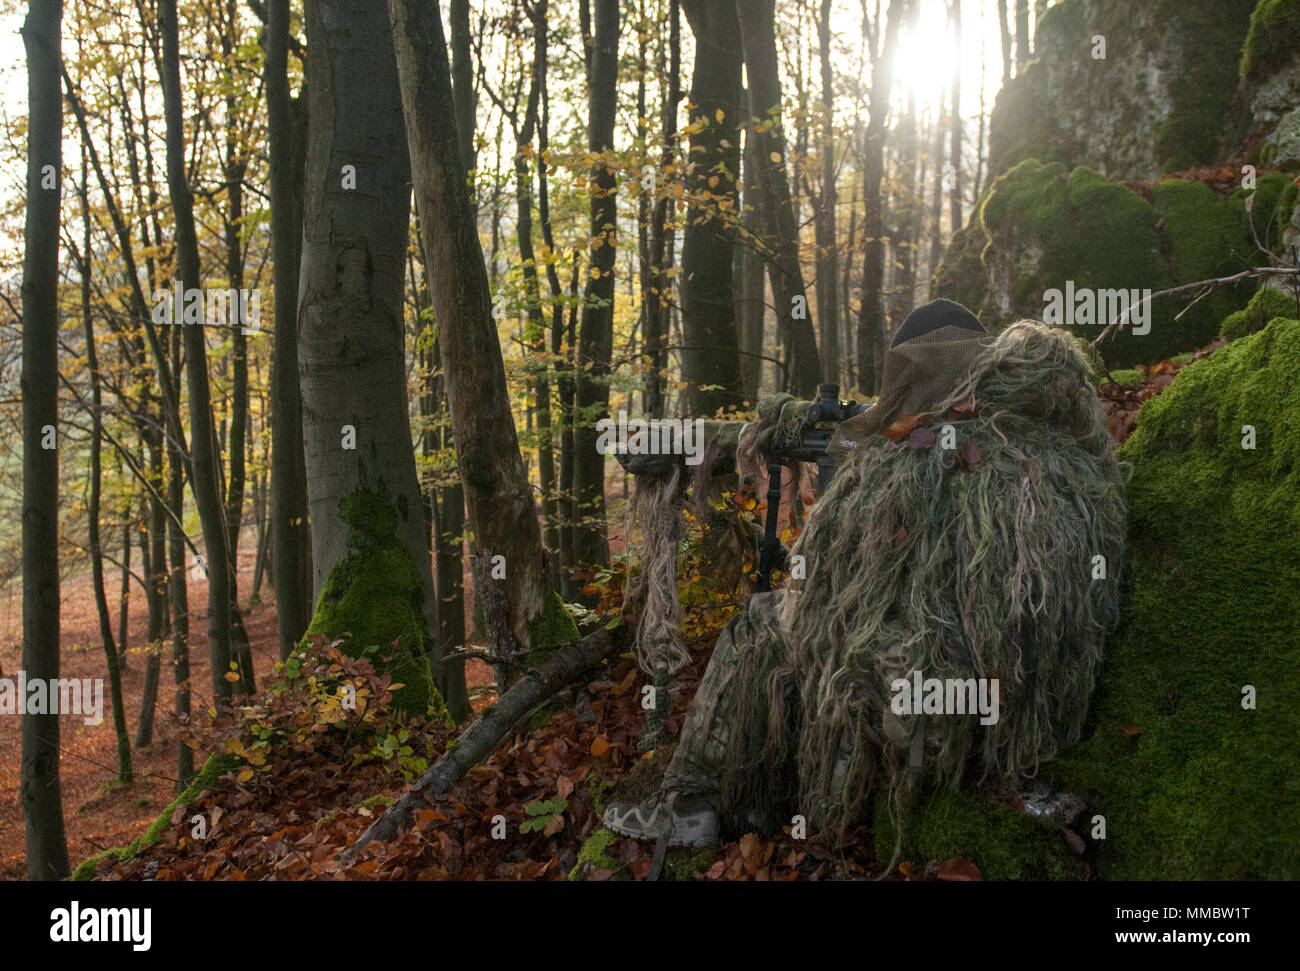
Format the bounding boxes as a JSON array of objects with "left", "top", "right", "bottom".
[
  {"left": 71, "top": 753, "right": 240, "bottom": 880},
  {"left": 300, "top": 488, "right": 440, "bottom": 718}
]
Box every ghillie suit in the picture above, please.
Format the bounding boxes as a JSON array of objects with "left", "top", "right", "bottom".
[{"left": 607, "top": 307, "right": 1127, "bottom": 855}]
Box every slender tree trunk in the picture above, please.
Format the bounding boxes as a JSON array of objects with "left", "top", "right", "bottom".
[
  {"left": 928, "top": 96, "right": 946, "bottom": 282},
  {"left": 159, "top": 0, "right": 241, "bottom": 700},
  {"left": 166, "top": 348, "right": 194, "bottom": 786},
  {"left": 736, "top": 0, "right": 821, "bottom": 396},
  {"left": 266, "top": 0, "right": 312, "bottom": 661},
  {"left": 390, "top": 0, "right": 556, "bottom": 667},
  {"left": 1015, "top": 0, "right": 1030, "bottom": 70},
  {"left": 136, "top": 438, "right": 167, "bottom": 748},
  {"left": 948, "top": 0, "right": 963, "bottom": 235},
  {"left": 20, "top": 0, "right": 70, "bottom": 880},
  {"left": 679, "top": 0, "right": 745, "bottom": 415},
  {"left": 572, "top": 0, "right": 620, "bottom": 578},
  {"left": 857, "top": 0, "right": 907, "bottom": 395},
  {"left": 82, "top": 223, "right": 133, "bottom": 784},
  {"left": 738, "top": 132, "right": 767, "bottom": 400},
  {"left": 892, "top": 90, "right": 918, "bottom": 324},
  {"left": 998, "top": 0, "right": 1012, "bottom": 82},
  {"left": 450, "top": 0, "right": 476, "bottom": 178},
  {"left": 643, "top": 0, "right": 680, "bottom": 418},
  {"left": 815, "top": 0, "right": 840, "bottom": 385},
  {"left": 558, "top": 252, "right": 581, "bottom": 599}
]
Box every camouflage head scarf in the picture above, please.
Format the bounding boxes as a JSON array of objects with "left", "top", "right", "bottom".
[{"left": 829, "top": 299, "right": 991, "bottom": 456}]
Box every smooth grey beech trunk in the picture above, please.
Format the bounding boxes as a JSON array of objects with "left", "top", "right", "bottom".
[{"left": 299, "top": 0, "right": 441, "bottom": 667}]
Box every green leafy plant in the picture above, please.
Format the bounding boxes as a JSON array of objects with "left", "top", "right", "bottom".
[{"left": 520, "top": 797, "right": 569, "bottom": 836}]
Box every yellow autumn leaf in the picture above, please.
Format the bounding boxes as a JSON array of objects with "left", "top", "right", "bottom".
[
  {"left": 715, "top": 108, "right": 725, "bottom": 123},
  {"left": 236, "top": 768, "right": 254, "bottom": 783},
  {"left": 769, "top": 151, "right": 782, "bottom": 164}
]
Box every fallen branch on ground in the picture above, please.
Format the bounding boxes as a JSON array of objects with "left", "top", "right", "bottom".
[{"left": 343, "top": 624, "right": 622, "bottom": 861}]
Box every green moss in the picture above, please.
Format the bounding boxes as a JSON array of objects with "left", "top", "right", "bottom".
[
  {"left": 1241, "top": 0, "right": 1300, "bottom": 86},
  {"left": 568, "top": 827, "right": 621, "bottom": 880},
  {"left": 981, "top": 161, "right": 1174, "bottom": 366},
  {"left": 71, "top": 753, "right": 239, "bottom": 880},
  {"left": 1221, "top": 286, "right": 1300, "bottom": 340},
  {"left": 1151, "top": 178, "right": 1258, "bottom": 347},
  {"left": 978, "top": 161, "right": 1291, "bottom": 366},
  {"left": 662, "top": 845, "right": 718, "bottom": 881},
  {"left": 525, "top": 590, "right": 580, "bottom": 665},
  {"left": 1152, "top": 0, "right": 1257, "bottom": 172},
  {"left": 875, "top": 790, "right": 1084, "bottom": 881},
  {"left": 302, "top": 489, "right": 438, "bottom": 717},
  {"left": 1100, "top": 368, "right": 1144, "bottom": 388},
  {"left": 1049, "top": 318, "right": 1300, "bottom": 878}
]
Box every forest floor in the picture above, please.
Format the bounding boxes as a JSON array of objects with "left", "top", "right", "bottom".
[{"left": 0, "top": 345, "right": 1212, "bottom": 880}]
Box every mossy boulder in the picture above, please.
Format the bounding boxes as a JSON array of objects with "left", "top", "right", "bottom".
[
  {"left": 1221, "top": 285, "right": 1300, "bottom": 339},
  {"left": 929, "top": 217, "right": 989, "bottom": 312},
  {"left": 1050, "top": 316, "right": 1300, "bottom": 879},
  {"left": 980, "top": 161, "right": 1173, "bottom": 366},
  {"left": 301, "top": 488, "right": 439, "bottom": 718},
  {"left": 874, "top": 790, "right": 1085, "bottom": 881},
  {"left": 888, "top": 317, "right": 1300, "bottom": 879},
  {"left": 1241, "top": 0, "right": 1300, "bottom": 87},
  {"left": 974, "top": 160, "right": 1291, "bottom": 366}
]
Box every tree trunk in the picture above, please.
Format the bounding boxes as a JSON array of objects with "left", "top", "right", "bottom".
[
  {"left": 136, "top": 438, "right": 167, "bottom": 748},
  {"left": 1015, "top": 0, "right": 1030, "bottom": 70},
  {"left": 82, "top": 220, "right": 133, "bottom": 784},
  {"left": 948, "top": 0, "right": 963, "bottom": 235},
  {"left": 449, "top": 0, "right": 476, "bottom": 178},
  {"left": 571, "top": 0, "right": 620, "bottom": 579},
  {"left": 20, "top": 0, "right": 70, "bottom": 880},
  {"left": 857, "top": 0, "right": 907, "bottom": 395},
  {"left": 738, "top": 132, "right": 767, "bottom": 400},
  {"left": 736, "top": 0, "right": 821, "bottom": 397},
  {"left": 678, "top": 0, "right": 745, "bottom": 416},
  {"left": 266, "top": 0, "right": 313, "bottom": 661},
  {"left": 116, "top": 517, "right": 131, "bottom": 664},
  {"left": 815, "top": 0, "right": 840, "bottom": 386},
  {"left": 159, "top": 0, "right": 242, "bottom": 700},
  {"left": 298, "top": 0, "right": 440, "bottom": 685},
  {"left": 166, "top": 344, "right": 194, "bottom": 787},
  {"left": 928, "top": 96, "right": 946, "bottom": 283},
  {"left": 998, "top": 0, "right": 1012, "bottom": 83},
  {"left": 390, "top": 0, "right": 557, "bottom": 668},
  {"left": 643, "top": 0, "right": 680, "bottom": 419},
  {"left": 892, "top": 90, "right": 918, "bottom": 325}
]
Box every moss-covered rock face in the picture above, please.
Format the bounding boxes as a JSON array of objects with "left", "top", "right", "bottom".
[
  {"left": 1047, "top": 317, "right": 1300, "bottom": 879},
  {"left": 974, "top": 160, "right": 1291, "bottom": 366},
  {"left": 980, "top": 161, "right": 1172, "bottom": 366},
  {"left": 1221, "top": 285, "right": 1300, "bottom": 339},
  {"left": 989, "top": 0, "right": 1255, "bottom": 181},
  {"left": 929, "top": 217, "right": 989, "bottom": 311},
  {"left": 301, "top": 488, "right": 438, "bottom": 717},
  {"left": 1241, "top": 0, "right": 1300, "bottom": 87},
  {"left": 874, "top": 791, "right": 1084, "bottom": 881}
]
